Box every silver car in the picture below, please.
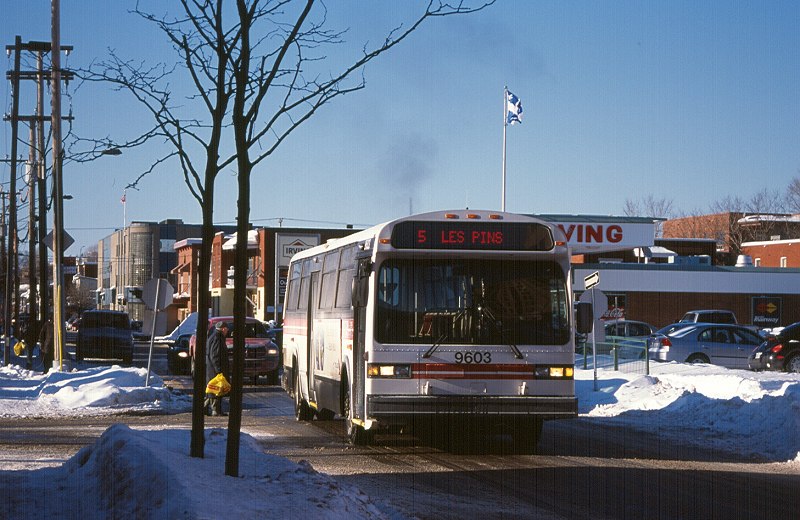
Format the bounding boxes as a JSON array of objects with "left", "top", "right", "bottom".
[{"left": 648, "top": 323, "right": 762, "bottom": 369}]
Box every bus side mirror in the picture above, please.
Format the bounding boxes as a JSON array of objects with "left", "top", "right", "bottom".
[
  {"left": 351, "top": 261, "right": 371, "bottom": 307},
  {"left": 576, "top": 302, "right": 594, "bottom": 334}
]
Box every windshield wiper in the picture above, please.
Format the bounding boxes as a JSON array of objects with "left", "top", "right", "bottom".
[
  {"left": 423, "top": 331, "right": 448, "bottom": 358},
  {"left": 477, "top": 304, "right": 523, "bottom": 359}
]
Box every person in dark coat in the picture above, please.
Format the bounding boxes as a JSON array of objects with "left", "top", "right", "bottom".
[
  {"left": 38, "top": 318, "right": 54, "bottom": 374},
  {"left": 205, "top": 320, "right": 230, "bottom": 416}
]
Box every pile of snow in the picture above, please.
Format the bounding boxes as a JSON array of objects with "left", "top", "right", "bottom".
[
  {"left": 0, "top": 424, "right": 391, "bottom": 519},
  {"left": 0, "top": 364, "right": 191, "bottom": 417},
  {"left": 576, "top": 362, "right": 800, "bottom": 463}
]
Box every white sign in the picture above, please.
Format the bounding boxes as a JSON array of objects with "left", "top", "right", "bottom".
[
  {"left": 143, "top": 278, "right": 174, "bottom": 311},
  {"left": 584, "top": 271, "right": 600, "bottom": 290},
  {"left": 275, "top": 233, "right": 320, "bottom": 268},
  {"left": 551, "top": 221, "right": 654, "bottom": 254}
]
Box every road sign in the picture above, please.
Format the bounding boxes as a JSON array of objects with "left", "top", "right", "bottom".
[
  {"left": 143, "top": 278, "right": 174, "bottom": 311},
  {"left": 43, "top": 230, "right": 74, "bottom": 252},
  {"left": 584, "top": 271, "right": 600, "bottom": 290}
]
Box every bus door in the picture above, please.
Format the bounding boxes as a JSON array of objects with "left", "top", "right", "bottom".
[
  {"left": 306, "top": 272, "right": 319, "bottom": 403},
  {"left": 350, "top": 258, "right": 371, "bottom": 421}
]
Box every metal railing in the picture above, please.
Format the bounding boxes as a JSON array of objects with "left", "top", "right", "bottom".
[{"left": 576, "top": 336, "right": 650, "bottom": 375}]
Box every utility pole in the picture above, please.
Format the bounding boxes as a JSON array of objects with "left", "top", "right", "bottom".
[
  {"left": 36, "top": 51, "right": 48, "bottom": 331},
  {"left": 3, "top": 36, "right": 22, "bottom": 366},
  {"left": 27, "top": 121, "right": 37, "bottom": 369},
  {"left": 51, "top": 0, "right": 66, "bottom": 369},
  {"left": 4, "top": 34, "right": 73, "bottom": 367}
]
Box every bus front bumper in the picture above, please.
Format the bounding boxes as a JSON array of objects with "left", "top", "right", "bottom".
[{"left": 367, "top": 395, "right": 577, "bottom": 421}]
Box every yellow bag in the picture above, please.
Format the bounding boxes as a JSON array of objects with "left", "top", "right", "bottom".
[
  {"left": 205, "top": 373, "right": 231, "bottom": 397},
  {"left": 13, "top": 340, "right": 25, "bottom": 357}
]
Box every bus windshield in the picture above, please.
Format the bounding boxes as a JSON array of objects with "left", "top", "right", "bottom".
[{"left": 375, "top": 259, "right": 570, "bottom": 346}]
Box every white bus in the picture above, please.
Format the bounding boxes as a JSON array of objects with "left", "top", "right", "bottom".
[{"left": 282, "top": 209, "right": 591, "bottom": 449}]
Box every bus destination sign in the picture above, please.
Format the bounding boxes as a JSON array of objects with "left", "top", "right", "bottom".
[{"left": 390, "top": 221, "right": 554, "bottom": 251}]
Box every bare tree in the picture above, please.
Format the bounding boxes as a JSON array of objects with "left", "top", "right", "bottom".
[
  {"left": 786, "top": 176, "right": 800, "bottom": 213},
  {"left": 77, "top": 0, "right": 494, "bottom": 473},
  {"left": 622, "top": 195, "right": 675, "bottom": 219}
]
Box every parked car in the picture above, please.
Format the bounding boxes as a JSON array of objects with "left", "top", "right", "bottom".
[
  {"left": 648, "top": 323, "right": 762, "bottom": 369},
  {"left": 605, "top": 319, "right": 656, "bottom": 338},
  {"left": 75, "top": 310, "right": 134, "bottom": 365},
  {"left": 655, "top": 322, "right": 697, "bottom": 336},
  {"left": 604, "top": 319, "right": 656, "bottom": 359},
  {"left": 189, "top": 316, "right": 280, "bottom": 385},
  {"left": 130, "top": 320, "right": 150, "bottom": 341},
  {"left": 678, "top": 310, "right": 737, "bottom": 325},
  {"left": 167, "top": 333, "right": 193, "bottom": 375},
  {"left": 748, "top": 321, "right": 800, "bottom": 373}
]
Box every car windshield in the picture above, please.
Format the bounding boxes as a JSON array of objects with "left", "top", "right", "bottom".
[
  {"left": 212, "top": 321, "right": 269, "bottom": 339},
  {"left": 374, "top": 258, "right": 570, "bottom": 346},
  {"left": 82, "top": 313, "right": 130, "bottom": 329}
]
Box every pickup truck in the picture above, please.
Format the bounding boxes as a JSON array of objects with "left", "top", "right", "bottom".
[{"left": 678, "top": 310, "right": 737, "bottom": 325}]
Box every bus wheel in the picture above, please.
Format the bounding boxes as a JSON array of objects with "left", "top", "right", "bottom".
[
  {"left": 294, "top": 370, "right": 313, "bottom": 421},
  {"left": 343, "top": 382, "right": 371, "bottom": 446},
  {"left": 316, "top": 408, "right": 335, "bottom": 421}
]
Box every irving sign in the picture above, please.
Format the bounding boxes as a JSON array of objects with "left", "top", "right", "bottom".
[{"left": 275, "top": 234, "right": 320, "bottom": 268}]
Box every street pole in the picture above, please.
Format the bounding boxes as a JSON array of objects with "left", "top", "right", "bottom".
[
  {"left": 37, "top": 51, "right": 49, "bottom": 331},
  {"left": 51, "top": 0, "right": 66, "bottom": 370},
  {"left": 27, "top": 121, "right": 38, "bottom": 369},
  {"left": 4, "top": 36, "right": 21, "bottom": 366}
]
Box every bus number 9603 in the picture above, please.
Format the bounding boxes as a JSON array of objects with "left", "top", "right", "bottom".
[{"left": 454, "top": 351, "right": 492, "bottom": 364}]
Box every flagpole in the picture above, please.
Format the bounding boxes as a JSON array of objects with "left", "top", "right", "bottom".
[{"left": 502, "top": 86, "right": 507, "bottom": 212}]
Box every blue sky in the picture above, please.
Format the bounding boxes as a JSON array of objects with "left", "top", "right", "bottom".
[{"left": 2, "top": 1, "right": 799, "bottom": 253}]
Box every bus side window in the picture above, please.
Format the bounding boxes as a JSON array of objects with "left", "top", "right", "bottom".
[
  {"left": 286, "top": 262, "right": 302, "bottom": 311},
  {"left": 336, "top": 245, "right": 357, "bottom": 309},
  {"left": 320, "top": 250, "right": 340, "bottom": 310}
]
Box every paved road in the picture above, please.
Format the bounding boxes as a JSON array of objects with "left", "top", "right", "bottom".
[{"left": 1, "top": 342, "right": 798, "bottom": 519}]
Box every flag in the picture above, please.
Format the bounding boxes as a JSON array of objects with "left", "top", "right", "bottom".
[
  {"left": 120, "top": 192, "right": 126, "bottom": 204},
  {"left": 506, "top": 90, "right": 523, "bottom": 125}
]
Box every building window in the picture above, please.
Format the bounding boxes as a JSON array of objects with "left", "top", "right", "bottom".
[
  {"left": 754, "top": 257, "right": 761, "bottom": 267},
  {"left": 780, "top": 256, "right": 787, "bottom": 268}
]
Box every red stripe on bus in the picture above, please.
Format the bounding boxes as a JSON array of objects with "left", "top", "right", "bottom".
[{"left": 410, "top": 363, "right": 534, "bottom": 380}]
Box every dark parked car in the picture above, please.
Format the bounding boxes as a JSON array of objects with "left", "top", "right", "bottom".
[
  {"left": 648, "top": 323, "right": 762, "bottom": 369},
  {"left": 605, "top": 319, "right": 656, "bottom": 359},
  {"left": 75, "top": 310, "right": 134, "bottom": 365},
  {"left": 167, "top": 333, "right": 193, "bottom": 375},
  {"left": 748, "top": 321, "right": 800, "bottom": 373}
]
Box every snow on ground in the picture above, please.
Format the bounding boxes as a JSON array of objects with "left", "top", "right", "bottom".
[
  {"left": 0, "top": 360, "right": 799, "bottom": 518},
  {"left": 576, "top": 362, "right": 800, "bottom": 463}
]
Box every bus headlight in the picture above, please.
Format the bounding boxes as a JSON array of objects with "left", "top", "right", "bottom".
[
  {"left": 367, "top": 364, "right": 411, "bottom": 378},
  {"left": 534, "top": 366, "right": 574, "bottom": 379}
]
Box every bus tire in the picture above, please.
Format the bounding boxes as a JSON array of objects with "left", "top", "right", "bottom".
[
  {"left": 294, "top": 367, "right": 313, "bottom": 421},
  {"left": 343, "top": 380, "right": 371, "bottom": 446}
]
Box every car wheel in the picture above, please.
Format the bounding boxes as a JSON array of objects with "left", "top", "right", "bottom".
[
  {"left": 266, "top": 368, "right": 279, "bottom": 386},
  {"left": 343, "top": 379, "right": 371, "bottom": 446},
  {"left": 786, "top": 354, "right": 800, "bottom": 374},
  {"left": 686, "top": 354, "right": 709, "bottom": 364},
  {"left": 190, "top": 357, "right": 195, "bottom": 378},
  {"left": 294, "top": 367, "right": 313, "bottom": 421}
]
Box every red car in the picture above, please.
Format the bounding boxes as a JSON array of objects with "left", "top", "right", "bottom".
[{"left": 189, "top": 316, "right": 280, "bottom": 385}]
